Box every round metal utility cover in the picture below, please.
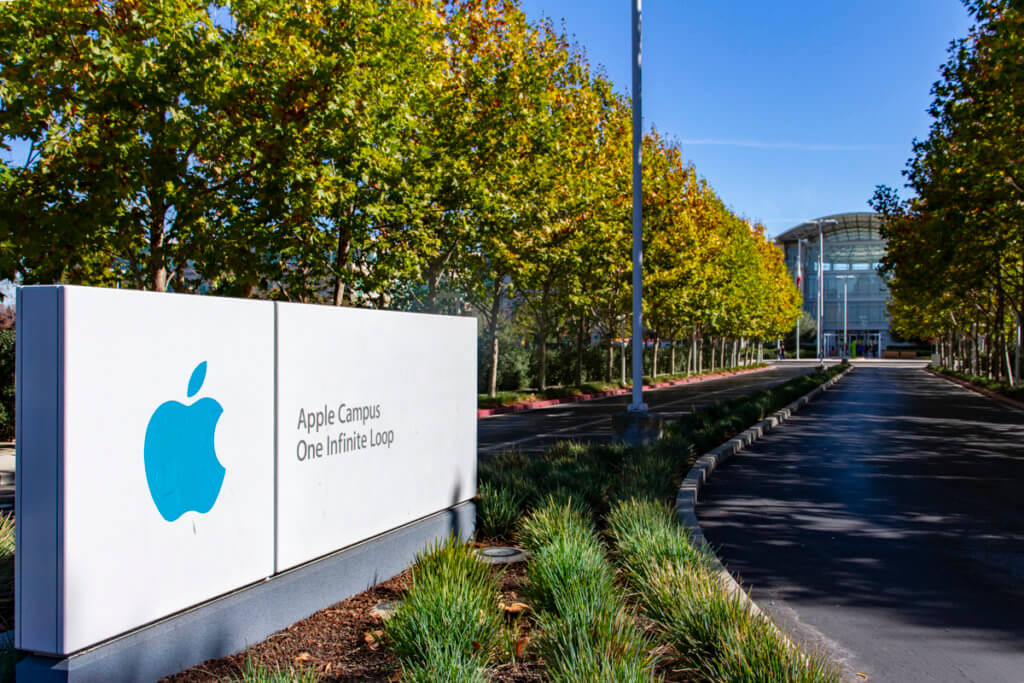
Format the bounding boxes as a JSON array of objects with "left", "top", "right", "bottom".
[
  {"left": 369, "top": 600, "right": 402, "bottom": 619},
  {"left": 475, "top": 546, "right": 529, "bottom": 565}
]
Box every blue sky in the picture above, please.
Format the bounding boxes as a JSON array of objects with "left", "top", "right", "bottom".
[
  {"left": 0, "top": 1, "right": 973, "bottom": 242},
  {"left": 518, "top": 0, "right": 973, "bottom": 236}
]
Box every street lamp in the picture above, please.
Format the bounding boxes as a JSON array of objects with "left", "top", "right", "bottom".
[
  {"left": 810, "top": 219, "right": 838, "bottom": 360},
  {"left": 795, "top": 238, "right": 807, "bottom": 360},
  {"left": 612, "top": 0, "right": 663, "bottom": 445},
  {"left": 629, "top": 0, "right": 646, "bottom": 412},
  {"left": 836, "top": 274, "right": 856, "bottom": 358}
]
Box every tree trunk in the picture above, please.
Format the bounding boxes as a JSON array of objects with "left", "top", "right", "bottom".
[
  {"left": 427, "top": 271, "right": 440, "bottom": 314},
  {"left": 486, "top": 281, "right": 504, "bottom": 397},
  {"left": 996, "top": 264, "right": 1005, "bottom": 380},
  {"left": 972, "top": 323, "right": 979, "bottom": 375},
  {"left": 331, "top": 218, "right": 353, "bottom": 306},
  {"left": 621, "top": 340, "right": 627, "bottom": 384},
  {"left": 537, "top": 330, "right": 547, "bottom": 390},
  {"left": 575, "top": 314, "right": 585, "bottom": 386},
  {"left": 670, "top": 340, "right": 676, "bottom": 375},
  {"left": 652, "top": 337, "right": 660, "bottom": 378},
  {"left": 606, "top": 339, "right": 614, "bottom": 383},
  {"left": 1016, "top": 314, "right": 1022, "bottom": 385},
  {"left": 536, "top": 283, "right": 551, "bottom": 390},
  {"left": 691, "top": 332, "right": 697, "bottom": 374},
  {"left": 148, "top": 200, "right": 167, "bottom": 292}
]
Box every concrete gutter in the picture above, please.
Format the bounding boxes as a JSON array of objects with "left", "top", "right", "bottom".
[
  {"left": 675, "top": 365, "right": 853, "bottom": 614},
  {"left": 478, "top": 364, "right": 773, "bottom": 418}
]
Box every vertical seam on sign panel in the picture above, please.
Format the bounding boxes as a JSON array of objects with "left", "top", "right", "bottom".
[
  {"left": 56, "top": 286, "right": 65, "bottom": 652},
  {"left": 273, "top": 302, "right": 278, "bottom": 573},
  {"left": 13, "top": 288, "right": 22, "bottom": 648}
]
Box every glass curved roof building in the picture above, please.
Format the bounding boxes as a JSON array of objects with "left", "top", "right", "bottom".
[{"left": 775, "top": 212, "right": 891, "bottom": 356}]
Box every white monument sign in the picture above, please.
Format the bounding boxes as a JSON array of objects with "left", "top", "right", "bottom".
[{"left": 15, "top": 286, "right": 476, "bottom": 657}]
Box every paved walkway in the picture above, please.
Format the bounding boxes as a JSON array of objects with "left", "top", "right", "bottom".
[{"left": 698, "top": 366, "right": 1024, "bottom": 682}]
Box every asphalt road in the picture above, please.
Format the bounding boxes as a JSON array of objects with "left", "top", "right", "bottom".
[
  {"left": 698, "top": 365, "right": 1024, "bottom": 683},
  {"left": 478, "top": 362, "right": 819, "bottom": 457}
]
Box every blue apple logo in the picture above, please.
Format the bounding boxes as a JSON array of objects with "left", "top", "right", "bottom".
[{"left": 144, "top": 361, "right": 226, "bottom": 522}]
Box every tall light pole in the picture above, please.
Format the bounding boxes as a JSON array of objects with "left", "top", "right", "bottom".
[
  {"left": 812, "top": 219, "right": 838, "bottom": 360},
  {"left": 817, "top": 221, "right": 823, "bottom": 359},
  {"left": 629, "top": 0, "right": 646, "bottom": 412},
  {"left": 836, "top": 274, "right": 855, "bottom": 357},
  {"left": 795, "top": 238, "right": 806, "bottom": 360}
]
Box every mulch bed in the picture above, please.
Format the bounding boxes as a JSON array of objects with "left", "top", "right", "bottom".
[{"left": 165, "top": 549, "right": 543, "bottom": 682}]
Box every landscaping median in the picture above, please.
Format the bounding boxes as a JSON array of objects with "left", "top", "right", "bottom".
[
  {"left": 166, "top": 364, "right": 847, "bottom": 680},
  {"left": 477, "top": 364, "right": 771, "bottom": 417}
]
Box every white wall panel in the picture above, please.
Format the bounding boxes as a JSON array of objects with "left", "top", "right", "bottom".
[
  {"left": 36, "top": 287, "right": 275, "bottom": 654},
  {"left": 275, "top": 303, "right": 476, "bottom": 571}
]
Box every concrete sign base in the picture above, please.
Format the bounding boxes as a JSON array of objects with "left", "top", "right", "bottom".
[{"left": 17, "top": 501, "right": 474, "bottom": 682}]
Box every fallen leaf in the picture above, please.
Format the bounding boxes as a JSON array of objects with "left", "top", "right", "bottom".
[
  {"left": 472, "top": 640, "right": 481, "bottom": 651},
  {"left": 364, "top": 629, "right": 384, "bottom": 650},
  {"left": 856, "top": 675, "right": 869, "bottom": 679},
  {"left": 515, "top": 632, "right": 530, "bottom": 657},
  {"left": 501, "top": 601, "right": 531, "bottom": 615},
  {"left": 294, "top": 652, "right": 314, "bottom": 663}
]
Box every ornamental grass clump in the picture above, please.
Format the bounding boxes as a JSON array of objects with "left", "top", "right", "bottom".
[
  {"left": 516, "top": 494, "right": 595, "bottom": 553},
  {"left": 475, "top": 482, "right": 524, "bottom": 539},
  {"left": 0, "top": 514, "right": 13, "bottom": 628},
  {"left": 519, "top": 499, "right": 658, "bottom": 681},
  {"left": 399, "top": 642, "right": 490, "bottom": 683},
  {"left": 234, "top": 655, "right": 319, "bottom": 683},
  {"left": 607, "top": 500, "right": 839, "bottom": 683},
  {"left": 386, "top": 538, "right": 502, "bottom": 679},
  {"left": 606, "top": 498, "right": 707, "bottom": 585}
]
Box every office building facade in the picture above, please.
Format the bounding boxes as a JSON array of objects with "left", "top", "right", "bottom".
[{"left": 775, "top": 212, "right": 891, "bottom": 357}]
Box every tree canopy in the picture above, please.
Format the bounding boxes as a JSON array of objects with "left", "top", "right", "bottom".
[
  {"left": 871, "top": 0, "right": 1024, "bottom": 381},
  {"left": 1, "top": 0, "right": 801, "bottom": 393}
]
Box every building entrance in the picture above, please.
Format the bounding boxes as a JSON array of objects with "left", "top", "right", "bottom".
[{"left": 822, "top": 331, "right": 884, "bottom": 358}]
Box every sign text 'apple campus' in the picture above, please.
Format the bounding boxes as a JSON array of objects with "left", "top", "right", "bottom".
[{"left": 295, "top": 402, "right": 395, "bottom": 460}]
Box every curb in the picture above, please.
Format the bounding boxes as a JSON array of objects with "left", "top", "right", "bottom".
[
  {"left": 924, "top": 367, "right": 1024, "bottom": 413},
  {"left": 674, "top": 365, "right": 853, "bottom": 616},
  {"left": 477, "top": 365, "right": 773, "bottom": 418}
]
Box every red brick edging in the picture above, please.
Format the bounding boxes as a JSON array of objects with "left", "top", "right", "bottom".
[
  {"left": 477, "top": 365, "right": 773, "bottom": 419},
  {"left": 925, "top": 367, "right": 1024, "bottom": 412}
]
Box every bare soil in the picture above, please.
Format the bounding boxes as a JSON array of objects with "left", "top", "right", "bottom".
[{"left": 165, "top": 551, "right": 543, "bottom": 682}]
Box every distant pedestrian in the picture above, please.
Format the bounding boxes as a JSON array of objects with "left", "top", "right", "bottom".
[{"left": 778, "top": 342, "right": 785, "bottom": 360}]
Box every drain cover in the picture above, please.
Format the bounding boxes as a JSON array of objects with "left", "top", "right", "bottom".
[{"left": 475, "top": 546, "right": 529, "bottom": 565}]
